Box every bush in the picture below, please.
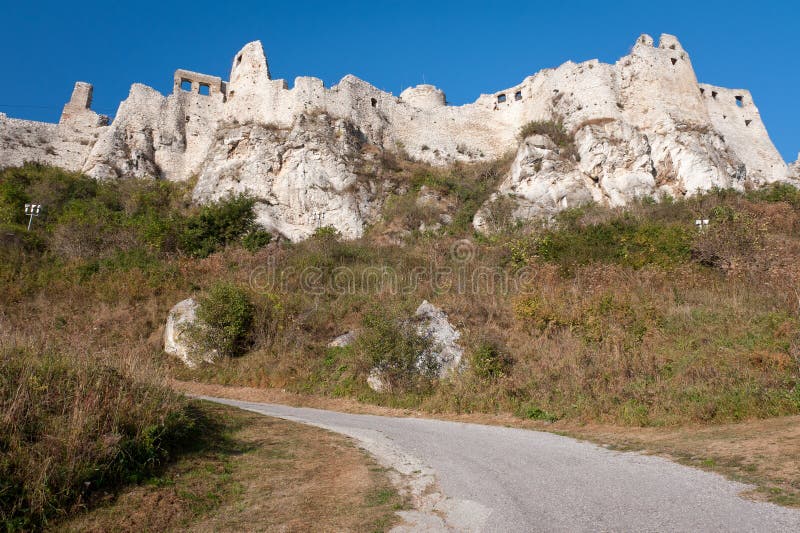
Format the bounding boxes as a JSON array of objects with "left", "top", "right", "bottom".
[
  {"left": 242, "top": 229, "right": 272, "bottom": 252},
  {"left": 179, "top": 194, "right": 256, "bottom": 258},
  {"left": 355, "top": 310, "right": 436, "bottom": 393},
  {"left": 0, "top": 343, "right": 195, "bottom": 530},
  {"left": 193, "top": 282, "right": 254, "bottom": 358},
  {"left": 470, "top": 340, "right": 512, "bottom": 380},
  {"left": 517, "top": 120, "right": 578, "bottom": 161},
  {"left": 529, "top": 213, "right": 694, "bottom": 269},
  {"left": 312, "top": 225, "right": 340, "bottom": 240}
]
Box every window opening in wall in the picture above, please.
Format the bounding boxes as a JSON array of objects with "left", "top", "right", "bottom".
[
  {"left": 237, "top": 55, "right": 242, "bottom": 65},
  {"left": 514, "top": 91, "right": 522, "bottom": 101},
  {"left": 199, "top": 84, "right": 210, "bottom": 96},
  {"left": 180, "top": 79, "right": 192, "bottom": 92},
  {"left": 669, "top": 44, "right": 676, "bottom": 50},
  {"left": 228, "top": 90, "right": 235, "bottom": 99},
  {"left": 745, "top": 119, "right": 752, "bottom": 126},
  {"left": 712, "top": 91, "right": 718, "bottom": 99},
  {"left": 371, "top": 97, "right": 377, "bottom": 107},
  {"left": 671, "top": 58, "right": 678, "bottom": 65},
  {"left": 735, "top": 95, "right": 744, "bottom": 107},
  {"left": 700, "top": 87, "right": 705, "bottom": 95},
  {"left": 497, "top": 94, "right": 507, "bottom": 103}
]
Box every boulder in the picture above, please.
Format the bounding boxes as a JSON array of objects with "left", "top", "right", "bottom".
[
  {"left": 163, "top": 298, "right": 216, "bottom": 367},
  {"left": 414, "top": 300, "right": 464, "bottom": 377},
  {"left": 366, "top": 300, "right": 464, "bottom": 393},
  {"left": 328, "top": 331, "right": 356, "bottom": 348}
]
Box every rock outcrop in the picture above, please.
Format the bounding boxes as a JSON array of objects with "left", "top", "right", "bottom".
[
  {"left": 791, "top": 155, "right": 800, "bottom": 179},
  {"left": 367, "top": 301, "right": 464, "bottom": 393},
  {"left": 1, "top": 33, "right": 796, "bottom": 239},
  {"left": 414, "top": 300, "right": 464, "bottom": 377},
  {"left": 192, "top": 112, "right": 380, "bottom": 241}
]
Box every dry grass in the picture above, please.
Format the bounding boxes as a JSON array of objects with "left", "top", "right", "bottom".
[
  {"left": 563, "top": 415, "right": 800, "bottom": 507},
  {"left": 58, "top": 401, "right": 404, "bottom": 532}
]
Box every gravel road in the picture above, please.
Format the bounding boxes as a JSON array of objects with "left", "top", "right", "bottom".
[{"left": 201, "top": 396, "right": 800, "bottom": 532}]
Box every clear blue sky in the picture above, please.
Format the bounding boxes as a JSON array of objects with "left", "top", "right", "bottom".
[{"left": 1, "top": 0, "right": 797, "bottom": 161}]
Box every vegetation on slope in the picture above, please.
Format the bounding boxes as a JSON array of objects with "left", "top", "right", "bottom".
[{"left": 2, "top": 161, "right": 800, "bottom": 437}]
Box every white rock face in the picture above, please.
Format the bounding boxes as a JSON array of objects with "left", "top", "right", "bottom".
[
  {"left": 192, "top": 113, "right": 379, "bottom": 241},
  {"left": 328, "top": 331, "right": 356, "bottom": 348},
  {"left": 791, "top": 155, "right": 800, "bottom": 179},
  {"left": 2, "top": 34, "right": 796, "bottom": 239},
  {"left": 164, "top": 298, "right": 216, "bottom": 367}
]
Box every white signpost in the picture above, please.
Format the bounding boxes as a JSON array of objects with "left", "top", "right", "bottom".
[{"left": 24, "top": 203, "right": 41, "bottom": 231}]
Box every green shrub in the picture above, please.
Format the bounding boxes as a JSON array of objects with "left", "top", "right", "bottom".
[
  {"left": 242, "top": 229, "right": 273, "bottom": 252},
  {"left": 179, "top": 194, "right": 256, "bottom": 258},
  {"left": 355, "top": 310, "right": 436, "bottom": 392},
  {"left": 748, "top": 182, "right": 800, "bottom": 208},
  {"left": 530, "top": 214, "right": 694, "bottom": 269},
  {"left": 470, "top": 340, "right": 512, "bottom": 380},
  {"left": 312, "top": 225, "right": 340, "bottom": 240},
  {"left": 516, "top": 403, "right": 559, "bottom": 422},
  {"left": 517, "top": 120, "right": 578, "bottom": 161},
  {"left": 194, "top": 282, "right": 255, "bottom": 358}
]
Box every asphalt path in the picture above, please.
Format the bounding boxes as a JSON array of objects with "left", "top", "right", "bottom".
[{"left": 201, "top": 396, "right": 800, "bottom": 532}]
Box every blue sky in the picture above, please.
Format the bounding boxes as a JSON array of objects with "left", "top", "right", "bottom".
[{"left": 1, "top": 0, "right": 797, "bottom": 161}]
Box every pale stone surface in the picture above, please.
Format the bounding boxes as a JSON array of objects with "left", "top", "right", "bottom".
[
  {"left": 328, "top": 331, "right": 356, "bottom": 348},
  {"left": 192, "top": 112, "right": 380, "bottom": 241},
  {"left": 415, "top": 300, "right": 464, "bottom": 377},
  {"left": 367, "top": 369, "right": 387, "bottom": 393},
  {"left": 367, "top": 301, "right": 464, "bottom": 393},
  {"left": 164, "top": 298, "right": 216, "bottom": 367},
  {"left": 1, "top": 34, "right": 797, "bottom": 239},
  {"left": 791, "top": 155, "right": 800, "bottom": 179}
]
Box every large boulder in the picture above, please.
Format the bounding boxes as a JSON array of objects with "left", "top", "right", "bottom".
[
  {"left": 164, "top": 298, "right": 216, "bottom": 367},
  {"left": 366, "top": 301, "right": 464, "bottom": 393},
  {"left": 414, "top": 300, "right": 464, "bottom": 377},
  {"left": 192, "top": 112, "right": 381, "bottom": 242}
]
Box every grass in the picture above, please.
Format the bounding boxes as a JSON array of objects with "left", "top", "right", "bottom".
[
  {"left": 2, "top": 162, "right": 800, "bottom": 433},
  {"left": 58, "top": 401, "right": 405, "bottom": 532},
  {"left": 0, "top": 339, "right": 194, "bottom": 530}
]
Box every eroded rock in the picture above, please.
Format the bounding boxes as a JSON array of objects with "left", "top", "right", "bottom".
[
  {"left": 366, "top": 301, "right": 464, "bottom": 393},
  {"left": 164, "top": 298, "right": 216, "bottom": 367}
]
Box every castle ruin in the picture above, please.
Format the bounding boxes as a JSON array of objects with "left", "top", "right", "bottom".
[{"left": 0, "top": 34, "right": 797, "bottom": 240}]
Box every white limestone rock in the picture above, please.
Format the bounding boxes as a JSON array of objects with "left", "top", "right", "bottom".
[
  {"left": 164, "top": 298, "right": 216, "bottom": 367},
  {"left": 791, "top": 155, "right": 800, "bottom": 179},
  {"left": 328, "top": 331, "right": 356, "bottom": 348},
  {"left": 192, "top": 112, "right": 379, "bottom": 241},
  {"left": 366, "top": 369, "right": 387, "bottom": 393},
  {"left": 366, "top": 301, "right": 464, "bottom": 393},
  {"left": 414, "top": 300, "right": 464, "bottom": 378},
  {"left": 3, "top": 34, "right": 797, "bottom": 235}
]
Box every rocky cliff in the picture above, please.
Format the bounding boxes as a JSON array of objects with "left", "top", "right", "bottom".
[{"left": 1, "top": 34, "right": 796, "bottom": 240}]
